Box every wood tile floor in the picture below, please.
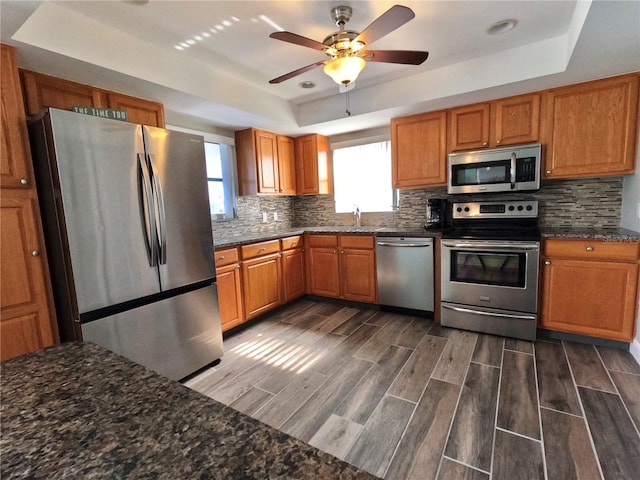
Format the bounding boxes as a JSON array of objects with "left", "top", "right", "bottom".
[{"left": 184, "top": 299, "right": 640, "bottom": 480}]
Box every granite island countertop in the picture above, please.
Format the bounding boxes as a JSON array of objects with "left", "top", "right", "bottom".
[{"left": 0, "top": 342, "right": 378, "bottom": 480}]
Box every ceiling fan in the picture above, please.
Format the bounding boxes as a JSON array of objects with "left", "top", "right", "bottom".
[{"left": 268, "top": 4, "right": 429, "bottom": 86}]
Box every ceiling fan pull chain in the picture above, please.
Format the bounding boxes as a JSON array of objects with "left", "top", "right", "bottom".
[{"left": 346, "top": 86, "right": 351, "bottom": 116}]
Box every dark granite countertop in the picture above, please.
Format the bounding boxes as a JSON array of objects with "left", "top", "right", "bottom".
[
  {"left": 215, "top": 227, "right": 441, "bottom": 248},
  {"left": 541, "top": 227, "right": 640, "bottom": 241},
  {"left": 0, "top": 342, "right": 378, "bottom": 480}
]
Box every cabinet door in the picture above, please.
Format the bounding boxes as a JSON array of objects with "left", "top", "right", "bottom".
[
  {"left": 216, "top": 263, "right": 244, "bottom": 332},
  {"left": 448, "top": 103, "right": 491, "bottom": 151},
  {"left": 282, "top": 248, "right": 305, "bottom": 302},
  {"left": 242, "top": 253, "right": 282, "bottom": 319},
  {"left": 542, "top": 74, "right": 639, "bottom": 179},
  {"left": 255, "top": 129, "right": 279, "bottom": 194},
  {"left": 295, "top": 134, "right": 331, "bottom": 194},
  {"left": 391, "top": 111, "right": 447, "bottom": 188},
  {"left": 21, "top": 70, "right": 107, "bottom": 116},
  {"left": 308, "top": 247, "right": 340, "bottom": 297},
  {"left": 540, "top": 258, "right": 638, "bottom": 341},
  {"left": 340, "top": 248, "right": 377, "bottom": 303},
  {"left": 493, "top": 93, "right": 540, "bottom": 147},
  {"left": 276, "top": 135, "right": 297, "bottom": 194},
  {"left": 1, "top": 45, "right": 32, "bottom": 189},
  {"left": 1, "top": 191, "right": 58, "bottom": 360},
  {"left": 107, "top": 93, "right": 165, "bottom": 127}
]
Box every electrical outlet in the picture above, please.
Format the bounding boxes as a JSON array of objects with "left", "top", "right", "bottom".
[
  {"left": 262, "top": 211, "right": 268, "bottom": 223},
  {"left": 273, "top": 212, "right": 278, "bottom": 221}
]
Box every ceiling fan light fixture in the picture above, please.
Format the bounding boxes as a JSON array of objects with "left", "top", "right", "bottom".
[{"left": 323, "top": 56, "right": 366, "bottom": 85}]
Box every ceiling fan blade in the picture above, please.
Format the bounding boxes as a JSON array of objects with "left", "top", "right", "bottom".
[
  {"left": 355, "top": 5, "right": 415, "bottom": 46},
  {"left": 269, "top": 31, "right": 327, "bottom": 51},
  {"left": 362, "top": 50, "right": 429, "bottom": 65},
  {"left": 269, "top": 60, "right": 326, "bottom": 84}
]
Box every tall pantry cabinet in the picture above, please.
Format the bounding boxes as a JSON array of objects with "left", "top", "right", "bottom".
[{"left": 1, "top": 43, "right": 58, "bottom": 360}]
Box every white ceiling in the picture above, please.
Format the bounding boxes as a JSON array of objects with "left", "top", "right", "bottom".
[{"left": 1, "top": 1, "right": 639, "bottom": 137}]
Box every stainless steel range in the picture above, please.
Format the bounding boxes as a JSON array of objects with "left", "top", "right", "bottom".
[{"left": 440, "top": 200, "right": 540, "bottom": 341}]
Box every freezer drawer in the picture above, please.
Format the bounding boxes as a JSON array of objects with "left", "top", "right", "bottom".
[
  {"left": 81, "top": 284, "right": 223, "bottom": 380},
  {"left": 376, "top": 237, "right": 434, "bottom": 311}
]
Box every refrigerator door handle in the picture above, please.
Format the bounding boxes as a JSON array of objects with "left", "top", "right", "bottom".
[
  {"left": 148, "top": 153, "right": 167, "bottom": 265},
  {"left": 137, "top": 153, "right": 157, "bottom": 267}
]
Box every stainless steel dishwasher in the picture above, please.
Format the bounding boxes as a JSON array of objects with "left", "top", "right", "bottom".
[{"left": 376, "top": 236, "right": 434, "bottom": 312}]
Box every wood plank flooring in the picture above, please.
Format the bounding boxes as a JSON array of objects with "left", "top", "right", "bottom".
[{"left": 185, "top": 299, "right": 640, "bottom": 480}]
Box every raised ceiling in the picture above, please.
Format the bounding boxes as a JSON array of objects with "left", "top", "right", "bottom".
[{"left": 1, "top": 1, "right": 639, "bottom": 136}]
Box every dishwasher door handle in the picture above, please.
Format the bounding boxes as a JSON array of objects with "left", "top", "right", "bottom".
[{"left": 376, "top": 242, "right": 432, "bottom": 248}]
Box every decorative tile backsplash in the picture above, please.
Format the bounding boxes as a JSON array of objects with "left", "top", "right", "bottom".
[{"left": 212, "top": 177, "right": 623, "bottom": 243}]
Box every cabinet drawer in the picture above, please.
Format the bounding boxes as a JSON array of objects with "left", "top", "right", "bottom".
[
  {"left": 281, "top": 235, "right": 303, "bottom": 251},
  {"left": 241, "top": 239, "right": 280, "bottom": 260},
  {"left": 340, "top": 235, "right": 374, "bottom": 249},
  {"left": 308, "top": 235, "right": 338, "bottom": 248},
  {"left": 214, "top": 247, "right": 239, "bottom": 267},
  {"left": 544, "top": 238, "right": 639, "bottom": 261}
]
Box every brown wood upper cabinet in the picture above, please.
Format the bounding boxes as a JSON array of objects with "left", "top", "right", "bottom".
[
  {"left": 391, "top": 110, "right": 447, "bottom": 189},
  {"left": 294, "top": 134, "right": 331, "bottom": 195},
  {"left": 235, "top": 128, "right": 297, "bottom": 196},
  {"left": 20, "top": 70, "right": 165, "bottom": 127},
  {"left": 540, "top": 238, "right": 639, "bottom": 342},
  {"left": 541, "top": 74, "right": 639, "bottom": 179},
  {"left": 448, "top": 93, "right": 540, "bottom": 152}
]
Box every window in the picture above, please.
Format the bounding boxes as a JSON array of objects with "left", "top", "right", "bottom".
[
  {"left": 205, "top": 142, "right": 237, "bottom": 219},
  {"left": 333, "top": 140, "right": 397, "bottom": 213}
]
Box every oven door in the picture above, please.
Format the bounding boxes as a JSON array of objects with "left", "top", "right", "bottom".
[{"left": 441, "top": 240, "right": 540, "bottom": 313}]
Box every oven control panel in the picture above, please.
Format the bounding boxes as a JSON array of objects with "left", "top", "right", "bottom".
[{"left": 452, "top": 200, "right": 538, "bottom": 219}]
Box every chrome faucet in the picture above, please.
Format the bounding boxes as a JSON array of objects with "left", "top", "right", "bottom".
[{"left": 354, "top": 205, "right": 361, "bottom": 228}]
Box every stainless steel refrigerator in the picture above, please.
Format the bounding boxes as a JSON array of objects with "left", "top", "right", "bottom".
[{"left": 29, "top": 108, "right": 223, "bottom": 380}]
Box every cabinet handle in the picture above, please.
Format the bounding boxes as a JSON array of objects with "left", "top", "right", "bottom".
[
  {"left": 586, "top": 246, "right": 594, "bottom": 252},
  {"left": 32, "top": 250, "right": 40, "bottom": 257},
  {"left": 20, "top": 178, "right": 28, "bottom": 185},
  {"left": 496, "top": 139, "right": 501, "bottom": 144},
  {"left": 341, "top": 250, "right": 344, "bottom": 254},
  {"left": 259, "top": 247, "right": 266, "bottom": 252},
  {"left": 236, "top": 265, "right": 240, "bottom": 270},
  {"left": 482, "top": 142, "right": 488, "bottom": 146},
  {"left": 546, "top": 170, "right": 552, "bottom": 174},
  {"left": 333, "top": 249, "right": 336, "bottom": 254},
  {"left": 217, "top": 256, "right": 225, "bottom": 260},
  {"left": 544, "top": 260, "right": 551, "bottom": 265}
]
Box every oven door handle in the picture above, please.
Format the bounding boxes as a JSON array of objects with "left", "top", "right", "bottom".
[
  {"left": 510, "top": 152, "right": 517, "bottom": 190},
  {"left": 441, "top": 241, "right": 539, "bottom": 251},
  {"left": 442, "top": 304, "right": 537, "bottom": 321}
]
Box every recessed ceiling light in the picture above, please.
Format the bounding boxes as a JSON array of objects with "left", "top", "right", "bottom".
[
  {"left": 488, "top": 19, "right": 517, "bottom": 35},
  {"left": 298, "top": 81, "right": 316, "bottom": 89}
]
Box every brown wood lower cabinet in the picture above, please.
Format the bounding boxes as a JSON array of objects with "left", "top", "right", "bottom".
[
  {"left": 281, "top": 235, "right": 305, "bottom": 303},
  {"left": 1, "top": 190, "right": 58, "bottom": 360},
  {"left": 306, "top": 234, "right": 377, "bottom": 304},
  {"left": 241, "top": 240, "right": 283, "bottom": 321},
  {"left": 540, "top": 238, "right": 639, "bottom": 342},
  {"left": 214, "top": 247, "right": 244, "bottom": 333}
]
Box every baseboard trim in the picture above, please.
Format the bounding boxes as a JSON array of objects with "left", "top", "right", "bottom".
[{"left": 631, "top": 338, "right": 640, "bottom": 365}]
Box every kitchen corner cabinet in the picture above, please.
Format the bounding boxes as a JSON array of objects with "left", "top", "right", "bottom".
[
  {"left": 1, "top": 44, "right": 58, "bottom": 360},
  {"left": 540, "top": 238, "right": 639, "bottom": 342},
  {"left": 294, "top": 134, "right": 331, "bottom": 195},
  {"left": 448, "top": 93, "right": 540, "bottom": 152},
  {"left": 20, "top": 70, "right": 165, "bottom": 127},
  {"left": 541, "top": 74, "right": 639, "bottom": 179},
  {"left": 214, "top": 247, "right": 244, "bottom": 333},
  {"left": 391, "top": 110, "right": 447, "bottom": 188},
  {"left": 235, "top": 128, "right": 297, "bottom": 196},
  {"left": 282, "top": 235, "right": 305, "bottom": 303},
  {"left": 241, "top": 240, "right": 283, "bottom": 320},
  {"left": 306, "top": 234, "right": 377, "bottom": 303}
]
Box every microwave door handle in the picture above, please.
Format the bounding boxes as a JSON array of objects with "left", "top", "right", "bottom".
[{"left": 510, "top": 152, "right": 516, "bottom": 190}]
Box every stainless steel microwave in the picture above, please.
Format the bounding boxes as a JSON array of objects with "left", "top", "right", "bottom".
[{"left": 447, "top": 143, "right": 541, "bottom": 194}]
